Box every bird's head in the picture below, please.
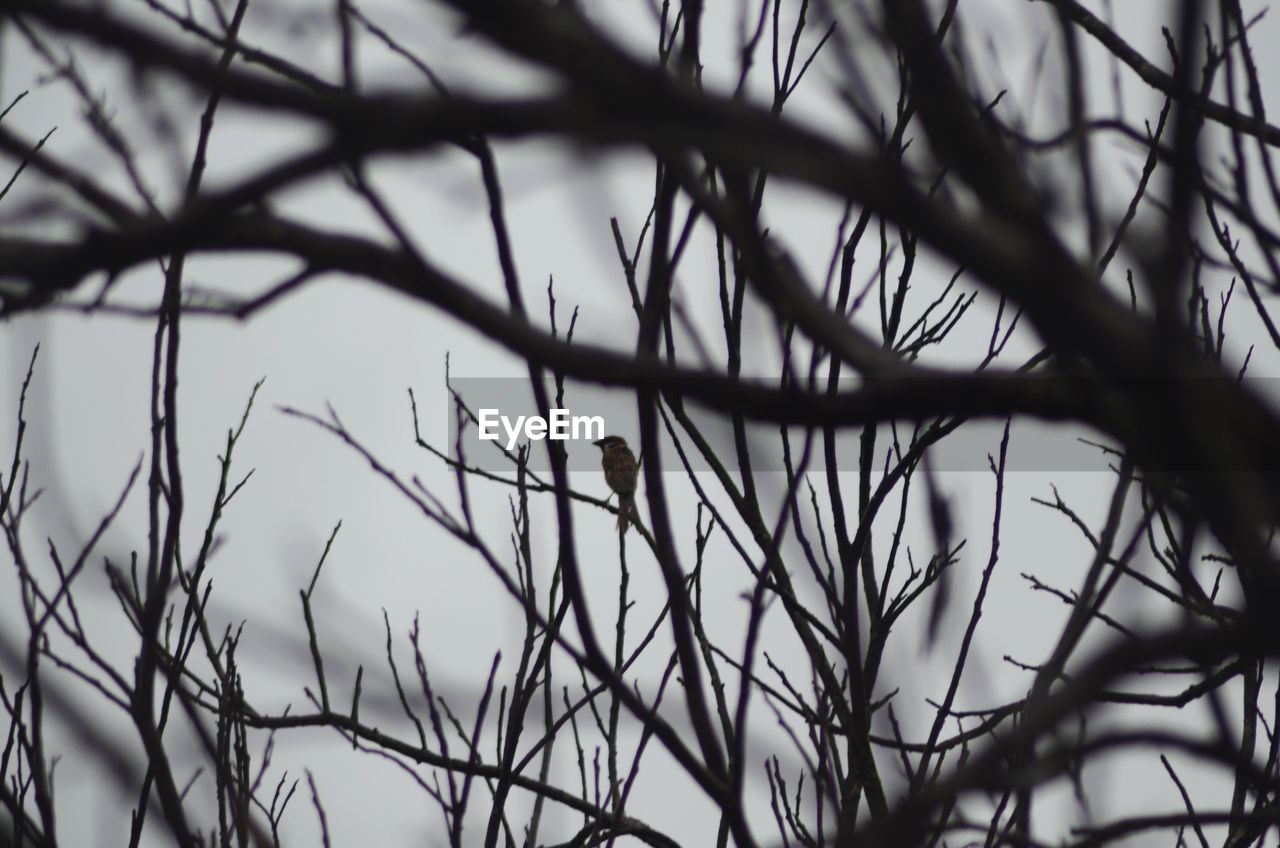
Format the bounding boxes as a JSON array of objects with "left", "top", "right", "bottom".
[{"left": 593, "top": 435, "right": 628, "bottom": 451}]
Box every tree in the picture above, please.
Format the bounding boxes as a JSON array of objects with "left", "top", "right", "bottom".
[{"left": 3, "top": 0, "right": 1280, "bottom": 845}]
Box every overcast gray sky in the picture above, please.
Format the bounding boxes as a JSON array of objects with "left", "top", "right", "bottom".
[{"left": 4, "top": 2, "right": 1280, "bottom": 846}]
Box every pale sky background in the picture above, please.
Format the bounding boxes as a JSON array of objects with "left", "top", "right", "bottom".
[{"left": 2, "top": 2, "right": 1279, "bottom": 846}]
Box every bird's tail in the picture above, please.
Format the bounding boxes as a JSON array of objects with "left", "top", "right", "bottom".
[{"left": 618, "top": 494, "right": 639, "bottom": 535}]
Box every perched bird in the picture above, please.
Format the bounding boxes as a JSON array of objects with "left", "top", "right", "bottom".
[{"left": 593, "top": 435, "right": 639, "bottom": 534}]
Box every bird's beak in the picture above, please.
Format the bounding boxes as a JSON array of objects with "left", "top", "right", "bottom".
[{"left": 592, "top": 439, "right": 605, "bottom": 447}]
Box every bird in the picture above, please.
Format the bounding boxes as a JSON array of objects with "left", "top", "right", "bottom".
[{"left": 593, "top": 435, "right": 639, "bottom": 535}]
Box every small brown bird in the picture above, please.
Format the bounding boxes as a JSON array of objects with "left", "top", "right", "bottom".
[{"left": 593, "top": 435, "right": 639, "bottom": 534}]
